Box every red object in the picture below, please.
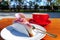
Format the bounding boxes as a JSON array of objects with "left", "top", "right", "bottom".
[{"left": 29, "top": 13, "right": 51, "bottom": 26}]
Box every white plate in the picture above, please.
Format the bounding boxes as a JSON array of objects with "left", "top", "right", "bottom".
[{"left": 1, "top": 24, "right": 46, "bottom": 40}]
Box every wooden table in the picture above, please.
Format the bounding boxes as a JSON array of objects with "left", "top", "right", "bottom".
[
  {"left": 0, "top": 18, "right": 60, "bottom": 40},
  {"left": 43, "top": 18, "right": 60, "bottom": 40}
]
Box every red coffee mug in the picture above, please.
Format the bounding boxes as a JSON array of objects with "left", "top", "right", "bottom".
[{"left": 29, "top": 13, "right": 51, "bottom": 26}]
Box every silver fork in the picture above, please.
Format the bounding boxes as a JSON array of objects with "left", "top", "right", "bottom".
[{"left": 32, "top": 26, "right": 57, "bottom": 38}]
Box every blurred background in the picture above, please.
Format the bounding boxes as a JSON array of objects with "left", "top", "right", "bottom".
[{"left": 0, "top": 0, "right": 60, "bottom": 12}]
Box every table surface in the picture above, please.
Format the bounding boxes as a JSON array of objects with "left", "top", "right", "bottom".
[{"left": 0, "top": 18, "right": 60, "bottom": 40}]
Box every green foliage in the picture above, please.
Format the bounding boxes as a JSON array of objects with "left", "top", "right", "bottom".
[
  {"left": 54, "top": 0, "right": 60, "bottom": 6},
  {"left": 18, "top": 0, "right": 22, "bottom": 2},
  {"left": 1, "top": 1, "right": 8, "bottom": 6}
]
